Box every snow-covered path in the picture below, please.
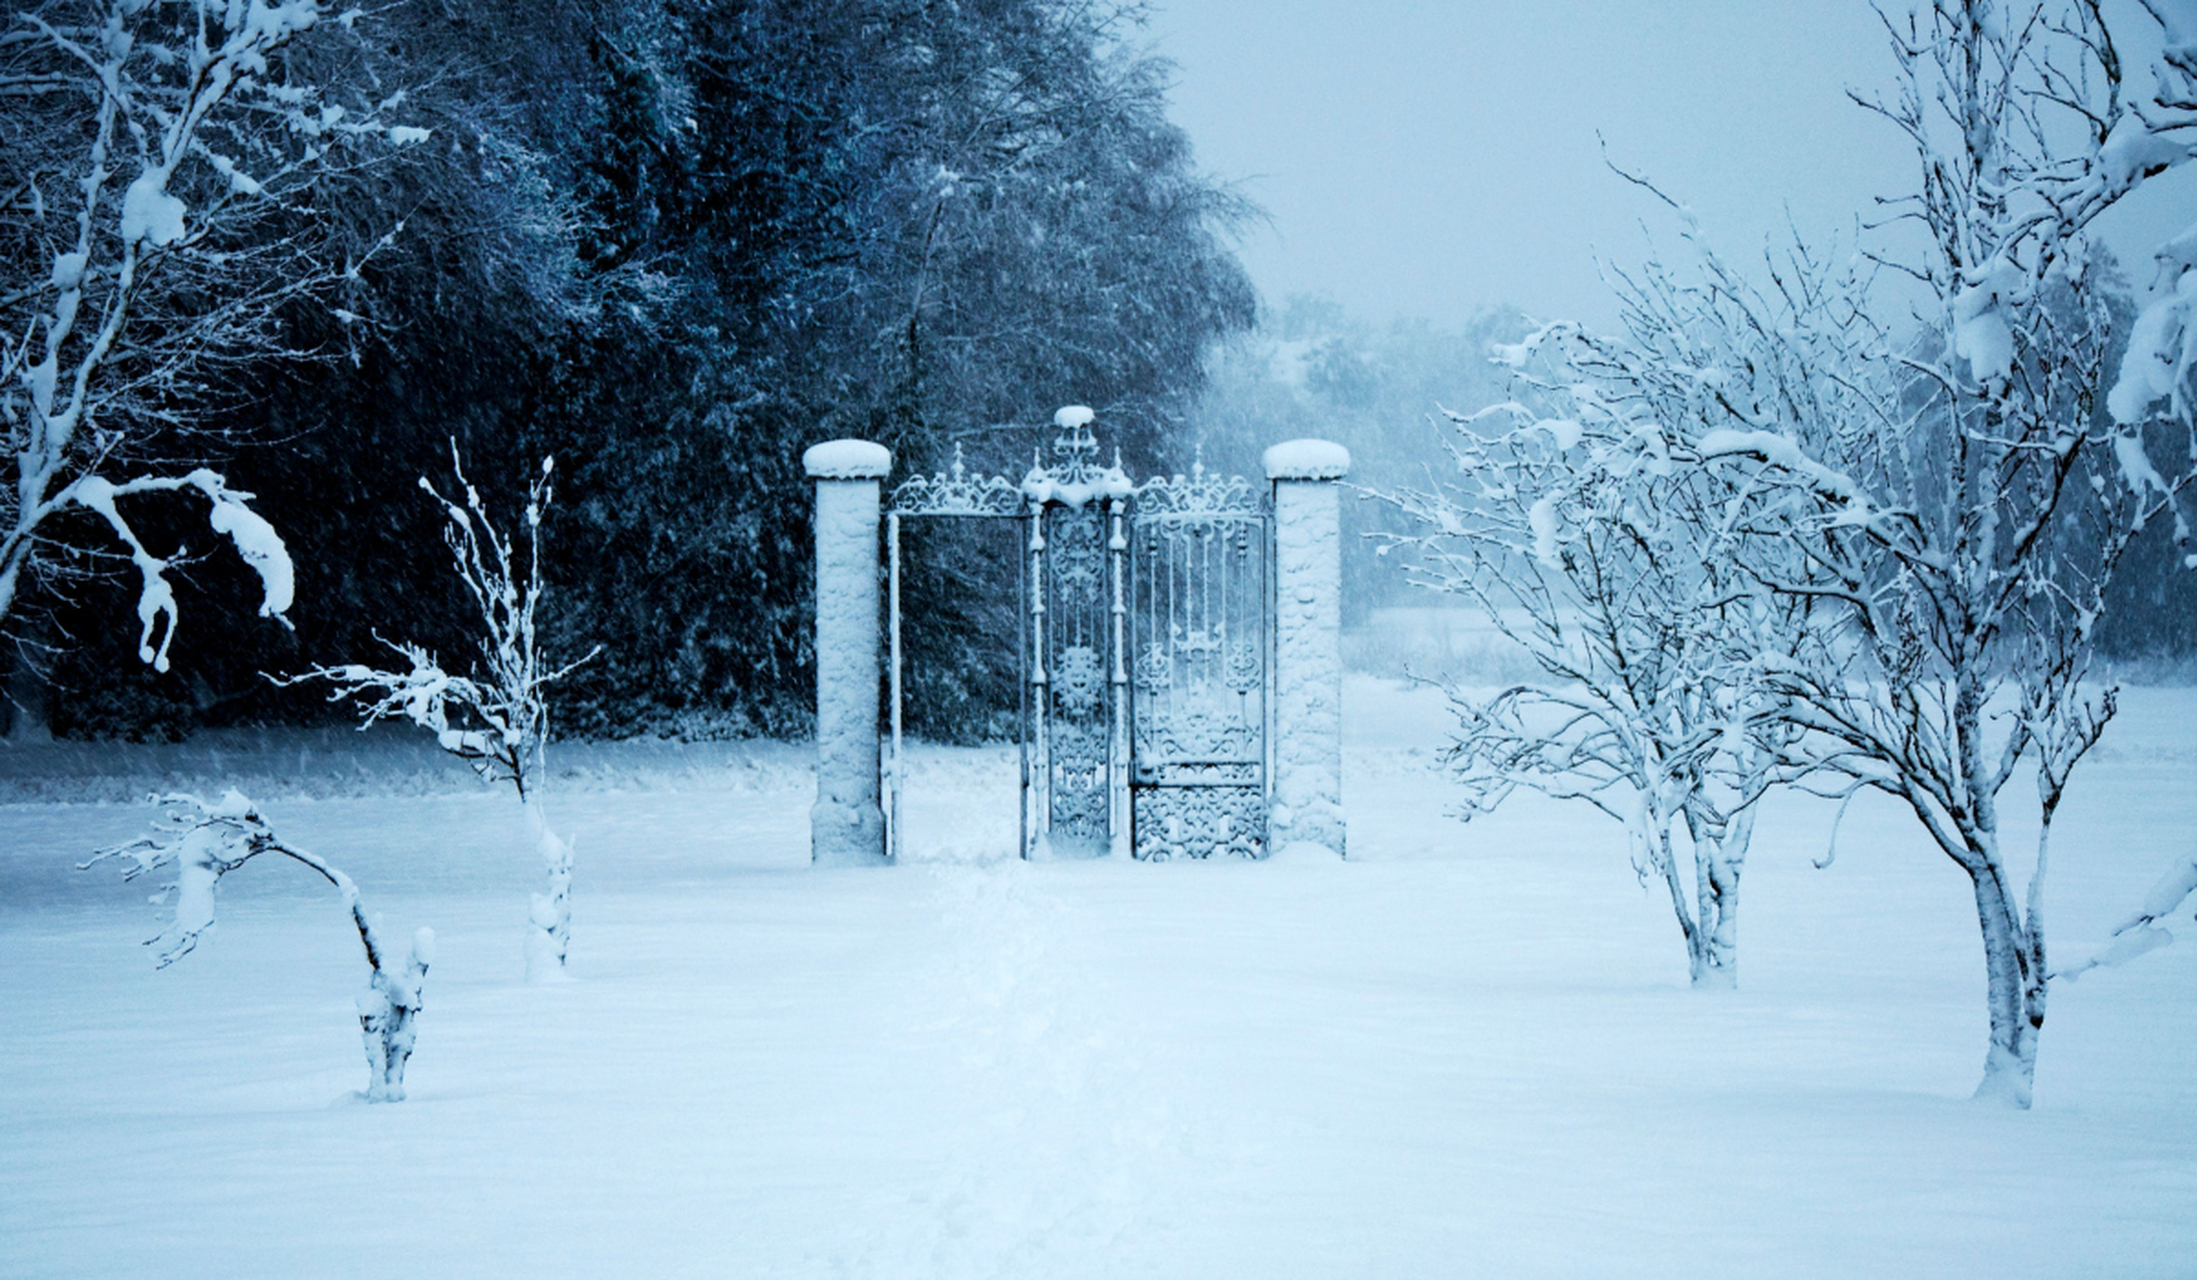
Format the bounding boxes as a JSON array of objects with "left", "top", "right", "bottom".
[{"left": 4, "top": 679, "right": 2195, "bottom": 1277}]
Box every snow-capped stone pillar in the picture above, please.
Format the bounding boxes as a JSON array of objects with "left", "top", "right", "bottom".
[
  {"left": 805, "top": 440, "right": 892, "bottom": 867},
  {"left": 1265, "top": 440, "right": 1350, "bottom": 860}
]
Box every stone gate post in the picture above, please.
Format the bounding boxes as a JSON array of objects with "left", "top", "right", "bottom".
[
  {"left": 1265, "top": 440, "right": 1349, "bottom": 859},
  {"left": 805, "top": 440, "right": 892, "bottom": 866}
]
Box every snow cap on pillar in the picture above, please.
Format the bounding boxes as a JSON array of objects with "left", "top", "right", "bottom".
[
  {"left": 1263, "top": 439, "right": 1351, "bottom": 481},
  {"left": 803, "top": 439, "right": 892, "bottom": 479}
]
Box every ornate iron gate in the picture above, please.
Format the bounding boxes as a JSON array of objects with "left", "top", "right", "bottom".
[
  {"left": 885, "top": 411, "right": 1269, "bottom": 860},
  {"left": 881, "top": 446, "right": 1022, "bottom": 861},
  {"left": 1126, "top": 462, "right": 1268, "bottom": 860}
]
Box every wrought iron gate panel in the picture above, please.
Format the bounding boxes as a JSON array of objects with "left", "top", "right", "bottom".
[
  {"left": 1129, "top": 464, "right": 1269, "bottom": 860},
  {"left": 1018, "top": 409, "right": 1135, "bottom": 859},
  {"left": 1033, "top": 503, "right": 1118, "bottom": 857}
]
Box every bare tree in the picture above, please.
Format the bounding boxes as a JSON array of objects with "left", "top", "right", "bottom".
[
  {"left": 84, "top": 790, "right": 435, "bottom": 1103},
  {"left": 1, "top": 0, "right": 422, "bottom": 659},
  {"left": 290, "top": 449, "right": 595, "bottom": 982},
  {"left": 1380, "top": 257, "right": 1816, "bottom": 988}
]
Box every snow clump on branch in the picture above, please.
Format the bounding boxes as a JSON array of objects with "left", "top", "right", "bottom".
[{"left": 2106, "top": 0, "right": 2197, "bottom": 429}]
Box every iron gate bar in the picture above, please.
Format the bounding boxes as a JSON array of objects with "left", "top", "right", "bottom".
[
  {"left": 1026, "top": 506, "right": 1046, "bottom": 859},
  {"left": 887, "top": 509, "right": 898, "bottom": 860},
  {"left": 1109, "top": 495, "right": 1130, "bottom": 859}
]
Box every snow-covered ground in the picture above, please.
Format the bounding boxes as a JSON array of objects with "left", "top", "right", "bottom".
[{"left": 4, "top": 676, "right": 2195, "bottom": 1278}]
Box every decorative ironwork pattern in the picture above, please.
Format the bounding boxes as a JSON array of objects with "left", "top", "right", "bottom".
[
  {"left": 1020, "top": 412, "right": 1133, "bottom": 510},
  {"left": 1133, "top": 786, "right": 1266, "bottom": 860},
  {"left": 1048, "top": 717, "right": 1111, "bottom": 847},
  {"left": 1134, "top": 458, "right": 1264, "bottom": 519},
  {"left": 1039, "top": 505, "right": 1114, "bottom": 854},
  {"left": 1130, "top": 519, "right": 1266, "bottom": 766},
  {"left": 889, "top": 445, "right": 1025, "bottom": 517},
  {"left": 1049, "top": 508, "right": 1106, "bottom": 593},
  {"left": 1140, "top": 761, "right": 1261, "bottom": 786},
  {"left": 1053, "top": 644, "right": 1104, "bottom": 718},
  {"left": 1128, "top": 456, "right": 1270, "bottom": 861}
]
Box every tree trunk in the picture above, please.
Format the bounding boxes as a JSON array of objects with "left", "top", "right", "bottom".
[
  {"left": 523, "top": 799, "right": 573, "bottom": 983},
  {"left": 1644, "top": 812, "right": 1713, "bottom": 987},
  {"left": 1676, "top": 804, "right": 1751, "bottom": 990},
  {"left": 1968, "top": 864, "right": 2043, "bottom": 1108},
  {"left": 358, "top": 927, "right": 434, "bottom": 1103},
  {"left": 1686, "top": 816, "right": 1749, "bottom": 990}
]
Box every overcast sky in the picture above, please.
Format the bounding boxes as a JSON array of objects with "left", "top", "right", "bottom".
[{"left": 1149, "top": 0, "right": 2194, "bottom": 330}]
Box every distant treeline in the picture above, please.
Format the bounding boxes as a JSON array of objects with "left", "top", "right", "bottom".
[{"left": 14, "top": 0, "right": 1255, "bottom": 741}]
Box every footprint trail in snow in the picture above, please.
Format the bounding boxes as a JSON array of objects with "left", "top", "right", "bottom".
[{"left": 843, "top": 854, "right": 1185, "bottom": 1279}]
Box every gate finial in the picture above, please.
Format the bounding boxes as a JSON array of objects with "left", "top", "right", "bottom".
[
  {"left": 1022, "top": 403, "right": 1131, "bottom": 508},
  {"left": 1052, "top": 403, "right": 1101, "bottom": 475}
]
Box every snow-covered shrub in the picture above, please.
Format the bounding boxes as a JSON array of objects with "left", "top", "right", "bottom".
[
  {"left": 83, "top": 790, "right": 435, "bottom": 1103},
  {"left": 287, "top": 447, "right": 594, "bottom": 981}
]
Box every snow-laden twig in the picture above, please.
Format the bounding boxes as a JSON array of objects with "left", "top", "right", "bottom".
[
  {"left": 81, "top": 790, "right": 434, "bottom": 1102},
  {"left": 2058, "top": 849, "right": 2197, "bottom": 979},
  {"left": 282, "top": 445, "right": 595, "bottom": 981},
  {"left": 2106, "top": 0, "right": 2197, "bottom": 432}
]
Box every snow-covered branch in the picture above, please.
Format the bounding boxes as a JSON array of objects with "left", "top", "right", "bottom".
[
  {"left": 2057, "top": 849, "right": 2196, "bottom": 979},
  {"left": 1, "top": 0, "right": 419, "bottom": 655},
  {"left": 66, "top": 468, "right": 294, "bottom": 672},
  {"left": 2108, "top": 1, "right": 2197, "bottom": 432},
  {"left": 82, "top": 789, "right": 434, "bottom": 1102}
]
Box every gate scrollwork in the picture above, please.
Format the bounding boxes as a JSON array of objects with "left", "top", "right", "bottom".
[
  {"left": 890, "top": 445, "right": 1025, "bottom": 517},
  {"left": 1127, "top": 457, "right": 1270, "bottom": 860}
]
